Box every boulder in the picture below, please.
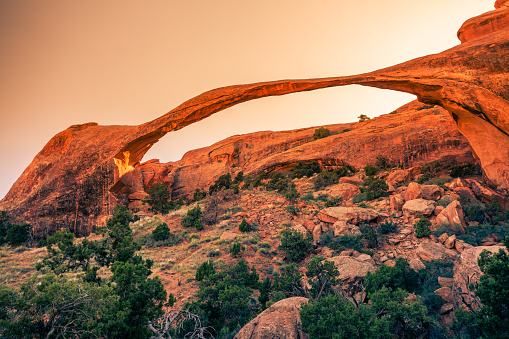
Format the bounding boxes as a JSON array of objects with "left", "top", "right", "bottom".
[
  {"left": 416, "top": 242, "right": 448, "bottom": 261},
  {"left": 438, "top": 233, "right": 449, "bottom": 244},
  {"left": 390, "top": 194, "right": 405, "bottom": 212},
  {"left": 469, "top": 180, "right": 509, "bottom": 210},
  {"left": 332, "top": 220, "right": 362, "bottom": 237},
  {"left": 436, "top": 201, "right": 467, "bottom": 232},
  {"left": 329, "top": 255, "right": 376, "bottom": 283},
  {"left": 421, "top": 185, "right": 443, "bottom": 201},
  {"left": 402, "top": 199, "right": 436, "bottom": 218},
  {"left": 448, "top": 178, "right": 468, "bottom": 190},
  {"left": 235, "top": 297, "right": 309, "bottom": 339},
  {"left": 404, "top": 182, "right": 423, "bottom": 201},
  {"left": 438, "top": 277, "right": 454, "bottom": 288},
  {"left": 317, "top": 207, "right": 379, "bottom": 225},
  {"left": 290, "top": 225, "right": 309, "bottom": 237},
  {"left": 453, "top": 187, "right": 477, "bottom": 202},
  {"left": 322, "top": 183, "right": 361, "bottom": 201},
  {"left": 386, "top": 167, "right": 421, "bottom": 186},
  {"left": 409, "top": 258, "right": 426, "bottom": 271},
  {"left": 435, "top": 287, "right": 454, "bottom": 303},
  {"left": 444, "top": 235, "right": 457, "bottom": 249}
]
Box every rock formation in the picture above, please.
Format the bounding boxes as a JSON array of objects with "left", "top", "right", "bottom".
[{"left": 1, "top": 2, "right": 508, "bottom": 235}]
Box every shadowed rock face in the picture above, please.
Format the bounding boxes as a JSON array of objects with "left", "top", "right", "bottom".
[{"left": 1, "top": 3, "right": 508, "bottom": 235}]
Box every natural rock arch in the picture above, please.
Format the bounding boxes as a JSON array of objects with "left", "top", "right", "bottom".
[{"left": 1, "top": 3, "right": 509, "bottom": 235}]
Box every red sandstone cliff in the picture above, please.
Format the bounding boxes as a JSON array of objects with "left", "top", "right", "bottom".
[{"left": 1, "top": 2, "right": 508, "bottom": 235}]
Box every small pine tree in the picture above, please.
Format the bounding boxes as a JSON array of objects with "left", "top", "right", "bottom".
[
  {"left": 195, "top": 260, "right": 215, "bottom": 281},
  {"left": 181, "top": 206, "right": 203, "bottom": 231},
  {"left": 358, "top": 114, "right": 370, "bottom": 122},
  {"left": 414, "top": 217, "right": 432, "bottom": 238},
  {"left": 230, "top": 242, "right": 245, "bottom": 257},
  {"left": 152, "top": 223, "right": 170, "bottom": 241},
  {"left": 239, "top": 219, "right": 251, "bottom": 232}
]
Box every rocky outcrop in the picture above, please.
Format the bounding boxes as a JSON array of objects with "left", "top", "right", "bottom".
[
  {"left": 317, "top": 207, "right": 379, "bottom": 225},
  {"left": 452, "top": 245, "right": 506, "bottom": 309},
  {"left": 235, "top": 297, "right": 309, "bottom": 339},
  {"left": 2, "top": 2, "right": 509, "bottom": 235}
]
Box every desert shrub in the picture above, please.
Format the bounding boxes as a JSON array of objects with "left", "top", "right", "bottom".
[
  {"left": 464, "top": 203, "right": 486, "bottom": 223},
  {"left": 264, "top": 172, "right": 289, "bottom": 193},
  {"left": 143, "top": 183, "right": 181, "bottom": 214},
  {"left": 365, "top": 258, "right": 421, "bottom": 295},
  {"left": 195, "top": 260, "right": 215, "bottom": 282},
  {"left": 285, "top": 184, "right": 300, "bottom": 203},
  {"left": 436, "top": 199, "right": 450, "bottom": 208},
  {"left": 457, "top": 223, "right": 509, "bottom": 246},
  {"left": 364, "top": 164, "right": 379, "bottom": 176},
  {"left": 278, "top": 229, "right": 313, "bottom": 262},
  {"left": 379, "top": 221, "right": 398, "bottom": 234},
  {"left": 450, "top": 163, "right": 482, "bottom": 178},
  {"left": 375, "top": 156, "right": 391, "bottom": 170},
  {"left": 209, "top": 173, "right": 232, "bottom": 194},
  {"left": 292, "top": 161, "right": 321, "bottom": 178},
  {"left": 324, "top": 196, "right": 342, "bottom": 207},
  {"left": 414, "top": 217, "right": 432, "bottom": 238},
  {"left": 181, "top": 206, "right": 203, "bottom": 231},
  {"left": 192, "top": 189, "right": 207, "bottom": 202},
  {"left": 360, "top": 224, "right": 379, "bottom": 248},
  {"left": 365, "top": 178, "right": 389, "bottom": 200},
  {"left": 421, "top": 176, "right": 451, "bottom": 187},
  {"left": 313, "top": 127, "right": 331, "bottom": 140},
  {"left": 285, "top": 205, "right": 299, "bottom": 215},
  {"left": 416, "top": 104, "right": 435, "bottom": 110},
  {"left": 418, "top": 259, "right": 454, "bottom": 313},
  {"left": 137, "top": 232, "right": 183, "bottom": 248},
  {"left": 352, "top": 192, "right": 368, "bottom": 203},
  {"left": 230, "top": 242, "right": 245, "bottom": 258},
  {"left": 233, "top": 171, "right": 244, "bottom": 184},
  {"left": 319, "top": 231, "right": 362, "bottom": 252},
  {"left": 152, "top": 223, "right": 170, "bottom": 241},
  {"left": 358, "top": 114, "right": 370, "bottom": 122},
  {"left": 313, "top": 167, "right": 350, "bottom": 190},
  {"left": 300, "top": 193, "right": 315, "bottom": 201},
  {"left": 238, "top": 219, "right": 252, "bottom": 233},
  {"left": 418, "top": 160, "right": 443, "bottom": 184}
]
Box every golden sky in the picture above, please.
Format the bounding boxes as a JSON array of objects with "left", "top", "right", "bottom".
[{"left": 0, "top": 0, "right": 495, "bottom": 199}]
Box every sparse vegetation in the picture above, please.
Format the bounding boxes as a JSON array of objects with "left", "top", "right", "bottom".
[
  {"left": 313, "top": 127, "right": 331, "bottom": 140},
  {"left": 415, "top": 217, "right": 432, "bottom": 238}
]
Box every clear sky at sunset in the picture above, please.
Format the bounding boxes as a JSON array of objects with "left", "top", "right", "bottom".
[{"left": 0, "top": 0, "right": 495, "bottom": 199}]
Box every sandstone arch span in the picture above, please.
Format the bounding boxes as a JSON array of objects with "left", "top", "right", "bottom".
[{"left": 1, "top": 3, "right": 508, "bottom": 235}]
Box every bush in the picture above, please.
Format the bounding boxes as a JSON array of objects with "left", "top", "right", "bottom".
[
  {"left": 152, "top": 223, "right": 170, "bottom": 241},
  {"left": 233, "top": 171, "right": 244, "bottom": 184},
  {"left": 319, "top": 231, "right": 362, "bottom": 252},
  {"left": 285, "top": 205, "right": 299, "bottom": 215},
  {"left": 365, "top": 258, "right": 420, "bottom": 295},
  {"left": 457, "top": 223, "right": 509, "bottom": 246},
  {"left": 230, "top": 243, "right": 245, "bottom": 258},
  {"left": 365, "top": 178, "right": 389, "bottom": 200},
  {"left": 360, "top": 224, "right": 379, "bottom": 248},
  {"left": 278, "top": 229, "right": 313, "bottom": 262},
  {"left": 143, "top": 183, "right": 178, "bottom": 214},
  {"left": 375, "top": 156, "right": 390, "bottom": 170},
  {"left": 313, "top": 167, "right": 350, "bottom": 190},
  {"left": 292, "top": 161, "right": 321, "bottom": 178},
  {"left": 209, "top": 173, "right": 232, "bottom": 195},
  {"left": 181, "top": 206, "right": 203, "bottom": 231},
  {"left": 313, "top": 127, "right": 331, "bottom": 140},
  {"left": 238, "top": 219, "right": 252, "bottom": 233},
  {"left": 379, "top": 221, "right": 398, "bottom": 234},
  {"left": 358, "top": 114, "right": 370, "bottom": 122},
  {"left": 195, "top": 260, "right": 215, "bottom": 282},
  {"left": 5, "top": 223, "right": 32, "bottom": 246},
  {"left": 324, "top": 196, "right": 342, "bottom": 207},
  {"left": 193, "top": 189, "right": 207, "bottom": 202},
  {"left": 450, "top": 163, "right": 481, "bottom": 178},
  {"left": 364, "top": 164, "right": 378, "bottom": 176},
  {"left": 414, "top": 217, "right": 431, "bottom": 238}
]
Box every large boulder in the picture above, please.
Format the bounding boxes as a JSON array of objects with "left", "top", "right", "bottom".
[
  {"left": 390, "top": 194, "right": 405, "bottom": 212},
  {"left": 436, "top": 200, "right": 467, "bottom": 232},
  {"left": 416, "top": 241, "right": 448, "bottom": 261},
  {"left": 321, "top": 183, "right": 361, "bottom": 201},
  {"left": 402, "top": 199, "right": 436, "bottom": 218},
  {"left": 404, "top": 182, "right": 423, "bottom": 201},
  {"left": 421, "top": 185, "right": 444, "bottom": 201},
  {"left": 386, "top": 167, "right": 421, "bottom": 186},
  {"left": 235, "top": 297, "right": 309, "bottom": 339},
  {"left": 317, "top": 207, "right": 379, "bottom": 225},
  {"left": 328, "top": 255, "right": 376, "bottom": 283}
]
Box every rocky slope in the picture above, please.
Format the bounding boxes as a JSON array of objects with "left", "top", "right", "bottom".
[{"left": 1, "top": 2, "right": 508, "bottom": 236}]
